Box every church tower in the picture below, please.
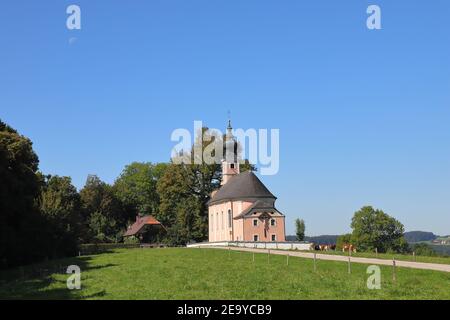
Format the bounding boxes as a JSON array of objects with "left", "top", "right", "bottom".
[{"left": 222, "top": 120, "right": 240, "bottom": 185}]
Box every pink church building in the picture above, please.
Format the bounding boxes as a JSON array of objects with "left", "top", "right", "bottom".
[{"left": 208, "top": 122, "right": 286, "bottom": 243}]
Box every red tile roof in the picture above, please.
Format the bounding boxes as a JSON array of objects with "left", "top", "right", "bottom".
[{"left": 124, "top": 215, "right": 162, "bottom": 237}]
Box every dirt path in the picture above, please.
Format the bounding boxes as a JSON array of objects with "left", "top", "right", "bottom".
[{"left": 207, "top": 246, "right": 450, "bottom": 273}]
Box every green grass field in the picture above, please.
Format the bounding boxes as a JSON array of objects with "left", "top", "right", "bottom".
[{"left": 1, "top": 248, "right": 449, "bottom": 300}]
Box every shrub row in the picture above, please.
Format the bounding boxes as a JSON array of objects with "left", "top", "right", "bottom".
[{"left": 79, "top": 243, "right": 141, "bottom": 255}]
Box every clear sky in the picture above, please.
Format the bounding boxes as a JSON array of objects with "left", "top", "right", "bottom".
[{"left": 1, "top": 1, "right": 449, "bottom": 236}]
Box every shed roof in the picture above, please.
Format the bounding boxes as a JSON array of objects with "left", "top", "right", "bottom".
[{"left": 124, "top": 215, "right": 162, "bottom": 237}]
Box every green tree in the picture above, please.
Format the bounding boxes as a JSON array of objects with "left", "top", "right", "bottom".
[
  {"left": 0, "top": 120, "right": 52, "bottom": 268},
  {"left": 113, "top": 162, "right": 168, "bottom": 216},
  {"left": 156, "top": 163, "right": 205, "bottom": 244},
  {"left": 88, "top": 211, "right": 119, "bottom": 243},
  {"left": 39, "top": 175, "right": 83, "bottom": 255},
  {"left": 80, "top": 175, "right": 125, "bottom": 242},
  {"left": 295, "top": 219, "right": 305, "bottom": 241},
  {"left": 350, "top": 206, "right": 408, "bottom": 253}
]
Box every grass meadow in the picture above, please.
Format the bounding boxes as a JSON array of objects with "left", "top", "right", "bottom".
[{"left": 0, "top": 248, "right": 449, "bottom": 300}]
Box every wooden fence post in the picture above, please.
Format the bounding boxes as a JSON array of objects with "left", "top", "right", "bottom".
[
  {"left": 375, "top": 248, "right": 378, "bottom": 258},
  {"left": 313, "top": 252, "right": 317, "bottom": 272},
  {"left": 286, "top": 254, "right": 289, "bottom": 266},
  {"left": 392, "top": 258, "right": 396, "bottom": 282},
  {"left": 348, "top": 256, "right": 351, "bottom": 274}
]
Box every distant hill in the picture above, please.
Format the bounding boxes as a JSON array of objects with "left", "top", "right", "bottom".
[
  {"left": 404, "top": 231, "right": 437, "bottom": 243},
  {"left": 286, "top": 235, "right": 339, "bottom": 244},
  {"left": 286, "top": 231, "right": 441, "bottom": 245}
]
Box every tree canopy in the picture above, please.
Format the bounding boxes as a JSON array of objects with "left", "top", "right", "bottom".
[
  {"left": 80, "top": 175, "right": 126, "bottom": 243},
  {"left": 350, "top": 206, "right": 408, "bottom": 253},
  {"left": 39, "top": 175, "right": 83, "bottom": 256},
  {"left": 113, "top": 162, "right": 168, "bottom": 215},
  {"left": 0, "top": 120, "right": 49, "bottom": 268}
]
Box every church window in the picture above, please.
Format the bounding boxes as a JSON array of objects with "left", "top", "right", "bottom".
[
  {"left": 270, "top": 219, "right": 276, "bottom": 226},
  {"left": 253, "top": 235, "right": 259, "bottom": 242},
  {"left": 216, "top": 213, "right": 219, "bottom": 230},
  {"left": 271, "top": 234, "right": 276, "bottom": 241},
  {"left": 253, "top": 219, "right": 258, "bottom": 227}
]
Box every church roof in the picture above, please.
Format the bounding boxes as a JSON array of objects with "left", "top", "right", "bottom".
[{"left": 208, "top": 171, "right": 276, "bottom": 205}]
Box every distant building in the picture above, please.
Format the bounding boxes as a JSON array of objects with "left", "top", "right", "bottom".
[
  {"left": 124, "top": 215, "right": 165, "bottom": 242},
  {"left": 208, "top": 121, "right": 286, "bottom": 242}
]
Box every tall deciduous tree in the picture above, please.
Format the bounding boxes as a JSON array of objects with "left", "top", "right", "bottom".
[
  {"left": 350, "top": 206, "right": 408, "bottom": 253},
  {"left": 113, "top": 162, "right": 168, "bottom": 216},
  {"left": 39, "top": 175, "right": 83, "bottom": 255},
  {"left": 0, "top": 120, "right": 51, "bottom": 268},
  {"left": 80, "top": 175, "right": 125, "bottom": 242}
]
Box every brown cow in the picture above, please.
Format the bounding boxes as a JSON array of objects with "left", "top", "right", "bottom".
[{"left": 342, "top": 244, "right": 357, "bottom": 253}]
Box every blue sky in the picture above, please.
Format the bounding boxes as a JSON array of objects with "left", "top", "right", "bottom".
[{"left": 1, "top": 1, "right": 449, "bottom": 235}]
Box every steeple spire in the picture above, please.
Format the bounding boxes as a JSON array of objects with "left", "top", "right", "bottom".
[
  {"left": 227, "top": 119, "right": 233, "bottom": 137},
  {"left": 222, "top": 116, "right": 239, "bottom": 185},
  {"left": 227, "top": 110, "right": 233, "bottom": 137}
]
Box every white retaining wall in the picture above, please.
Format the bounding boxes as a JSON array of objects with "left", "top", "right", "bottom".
[{"left": 187, "top": 241, "right": 313, "bottom": 251}]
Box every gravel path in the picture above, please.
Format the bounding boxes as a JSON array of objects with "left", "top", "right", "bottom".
[{"left": 207, "top": 246, "right": 450, "bottom": 273}]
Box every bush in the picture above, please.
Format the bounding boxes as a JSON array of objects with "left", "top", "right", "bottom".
[
  {"left": 411, "top": 243, "right": 436, "bottom": 256},
  {"left": 79, "top": 243, "right": 140, "bottom": 255},
  {"left": 123, "top": 236, "right": 140, "bottom": 245}
]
